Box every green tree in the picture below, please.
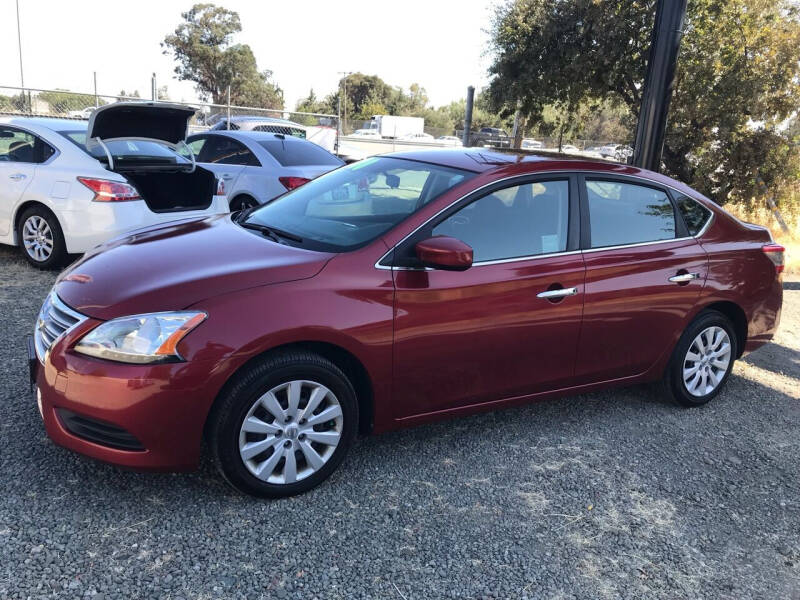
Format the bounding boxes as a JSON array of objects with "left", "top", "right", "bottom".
[
  {"left": 488, "top": 0, "right": 800, "bottom": 204},
  {"left": 38, "top": 90, "right": 101, "bottom": 113},
  {"left": 162, "top": 3, "right": 283, "bottom": 108}
]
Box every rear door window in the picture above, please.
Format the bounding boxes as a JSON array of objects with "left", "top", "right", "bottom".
[
  {"left": 258, "top": 139, "right": 343, "bottom": 167},
  {"left": 0, "top": 126, "right": 55, "bottom": 163},
  {"left": 198, "top": 136, "right": 259, "bottom": 166},
  {"left": 585, "top": 179, "right": 676, "bottom": 248}
]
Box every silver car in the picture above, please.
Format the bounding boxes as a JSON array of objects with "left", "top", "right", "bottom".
[{"left": 185, "top": 131, "right": 345, "bottom": 211}]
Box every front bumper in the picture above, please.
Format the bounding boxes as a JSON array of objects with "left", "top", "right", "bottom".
[{"left": 35, "top": 323, "right": 228, "bottom": 471}]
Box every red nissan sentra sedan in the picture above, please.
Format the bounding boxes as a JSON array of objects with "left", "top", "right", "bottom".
[{"left": 30, "top": 148, "right": 784, "bottom": 497}]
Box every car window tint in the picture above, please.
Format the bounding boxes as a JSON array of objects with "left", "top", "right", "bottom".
[
  {"left": 433, "top": 180, "right": 569, "bottom": 262},
  {"left": 185, "top": 137, "right": 207, "bottom": 157},
  {"left": 200, "top": 136, "right": 259, "bottom": 166},
  {"left": 258, "top": 139, "right": 343, "bottom": 167},
  {"left": 586, "top": 180, "right": 675, "bottom": 248},
  {"left": 674, "top": 194, "right": 712, "bottom": 236},
  {"left": 0, "top": 127, "right": 54, "bottom": 164}
]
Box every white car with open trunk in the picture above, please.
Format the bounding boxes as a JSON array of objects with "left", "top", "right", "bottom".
[{"left": 0, "top": 102, "right": 228, "bottom": 268}]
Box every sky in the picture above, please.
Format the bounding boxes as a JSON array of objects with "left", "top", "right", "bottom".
[{"left": 0, "top": 0, "right": 496, "bottom": 110}]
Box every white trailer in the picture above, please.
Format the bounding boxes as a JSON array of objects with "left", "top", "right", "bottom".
[{"left": 365, "top": 115, "right": 424, "bottom": 139}]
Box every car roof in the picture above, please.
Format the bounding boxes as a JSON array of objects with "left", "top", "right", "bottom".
[
  {"left": 193, "top": 130, "right": 310, "bottom": 143},
  {"left": 3, "top": 117, "right": 87, "bottom": 131},
  {"left": 218, "top": 115, "right": 301, "bottom": 126},
  {"left": 386, "top": 148, "right": 702, "bottom": 197}
]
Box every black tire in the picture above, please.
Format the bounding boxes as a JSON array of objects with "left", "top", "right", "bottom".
[
  {"left": 17, "top": 205, "right": 67, "bottom": 270},
  {"left": 229, "top": 195, "right": 259, "bottom": 212},
  {"left": 207, "top": 351, "right": 358, "bottom": 498},
  {"left": 663, "top": 309, "right": 738, "bottom": 407}
]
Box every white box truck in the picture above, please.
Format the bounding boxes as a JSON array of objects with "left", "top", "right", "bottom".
[{"left": 365, "top": 115, "right": 424, "bottom": 139}]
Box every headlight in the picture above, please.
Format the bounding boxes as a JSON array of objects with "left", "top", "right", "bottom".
[{"left": 75, "top": 312, "right": 206, "bottom": 364}]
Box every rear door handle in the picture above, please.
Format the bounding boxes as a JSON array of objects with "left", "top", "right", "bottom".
[
  {"left": 537, "top": 287, "right": 578, "bottom": 299},
  {"left": 9, "top": 173, "right": 26, "bottom": 181},
  {"left": 668, "top": 272, "right": 700, "bottom": 283}
]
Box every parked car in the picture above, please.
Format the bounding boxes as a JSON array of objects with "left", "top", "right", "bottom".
[
  {"left": 471, "top": 127, "right": 512, "bottom": 148},
  {"left": 0, "top": 103, "right": 228, "bottom": 268},
  {"left": 349, "top": 129, "right": 382, "bottom": 139},
  {"left": 31, "top": 148, "right": 784, "bottom": 498},
  {"left": 399, "top": 132, "right": 435, "bottom": 143},
  {"left": 600, "top": 143, "right": 633, "bottom": 161},
  {"left": 185, "top": 131, "right": 344, "bottom": 211},
  {"left": 521, "top": 138, "right": 544, "bottom": 150},
  {"left": 436, "top": 135, "right": 463, "bottom": 146},
  {"left": 209, "top": 115, "right": 307, "bottom": 138},
  {"left": 66, "top": 107, "right": 96, "bottom": 120},
  {"left": 559, "top": 144, "right": 581, "bottom": 154}
]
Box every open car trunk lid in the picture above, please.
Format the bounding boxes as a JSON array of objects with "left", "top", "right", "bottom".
[{"left": 86, "top": 102, "right": 218, "bottom": 213}]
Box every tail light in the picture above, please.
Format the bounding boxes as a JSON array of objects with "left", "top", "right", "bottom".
[
  {"left": 77, "top": 177, "right": 141, "bottom": 202},
  {"left": 279, "top": 176, "right": 311, "bottom": 190},
  {"left": 762, "top": 243, "right": 785, "bottom": 274},
  {"left": 216, "top": 178, "right": 226, "bottom": 196}
]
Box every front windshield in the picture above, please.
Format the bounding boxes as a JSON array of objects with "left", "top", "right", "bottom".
[{"left": 243, "top": 156, "right": 475, "bottom": 252}]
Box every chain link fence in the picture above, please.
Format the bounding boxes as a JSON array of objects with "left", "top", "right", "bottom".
[{"left": 0, "top": 85, "right": 629, "bottom": 160}]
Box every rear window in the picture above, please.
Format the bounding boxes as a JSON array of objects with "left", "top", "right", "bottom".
[
  {"left": 258, "top": 139, "right": 343, "bottom": 167},
  {"left": 57, "top": 131, "right": 189, "bottom": 166}
]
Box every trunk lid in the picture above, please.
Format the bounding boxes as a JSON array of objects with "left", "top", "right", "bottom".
[{"left": 87, "top": 102, "right": 195, "bottom": 147}]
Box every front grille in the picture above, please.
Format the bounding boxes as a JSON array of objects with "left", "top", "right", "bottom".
[
  {"left": 34, "top": 292, "right": 87, "bottom": 362},
  {"left": 57, "top": 409, "right": 145, "bottom": 451}
]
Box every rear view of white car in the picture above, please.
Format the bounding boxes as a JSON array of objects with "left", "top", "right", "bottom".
[
  {"left": 0, "top": 102, "right": 228, "bottom": 268},
  {"left": 185, "top": 131, "right": 344, "bottom": 211}
]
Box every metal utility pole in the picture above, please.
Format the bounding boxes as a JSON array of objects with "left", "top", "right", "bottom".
[
  {"left": 151, "top": 73, "right": 157, "bottom": 101},
  {"left": 462, "top": 86, "right": 475, "bottom": 147},
  {"left": 16, "top": 0, "right": 24, "bottom": 89},
  {"left": 93, "top": 72, "right": 99, "bottom": 107},
  {"left": 338, "top": 72, "right": 352, "bottom": 134},
  {"left": 631, "top": 0, "right": 688, "bottom": 171},
  {"left": 226, "top": 86, "right": 231, "bottom": 130}
]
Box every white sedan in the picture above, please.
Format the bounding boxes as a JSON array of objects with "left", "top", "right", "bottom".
[
  {"left": 349, "top": 129, "right": 382, "bottom": 139},
  {"left": 436, "top": 136, "right": 463, "bottom": 146},
  {"left": 0, "top": 103, "right": 228, "bottom": 268},
  {"left": 185, "top": 131, "right": 344, "bottom": 211},
  {"left": 399, "top": 132, "right": 435, "bottom": 143}
]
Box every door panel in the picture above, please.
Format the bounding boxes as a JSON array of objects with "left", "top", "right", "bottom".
[
  {"left": 391, "top": 176, "right": 584, "bottom": 420},
  {"left": 392, "top": 255, "right": 586, "bottom": 418},
  {"left": 574, "top": 176, "right": 709, "bottom": 383}
]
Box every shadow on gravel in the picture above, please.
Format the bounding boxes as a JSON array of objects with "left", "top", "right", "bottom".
[{"left": 742, "top": 341, "right": 800, "bottom": 377}]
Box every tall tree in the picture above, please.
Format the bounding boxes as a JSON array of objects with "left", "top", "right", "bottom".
[
  {"left": 488, "top": 0, "right": 800, "bottom": 204},
  {"left": 162, "top": 3, "right": 283, "bottom": 108}
]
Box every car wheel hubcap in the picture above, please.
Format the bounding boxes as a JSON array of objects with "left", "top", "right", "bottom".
[
  {"left": 22, "top": 216, "right": 53, "bottom": 262},
  {"left": 238, "top": 380, "right": 343, "bottom": 484},
  {"left": 682, "top": 326, "right": 732, "bottom": 397}
]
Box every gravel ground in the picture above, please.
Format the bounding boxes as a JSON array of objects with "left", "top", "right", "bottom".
[{"left": 1, "top": 244, "right": 798, "bottom": 600}]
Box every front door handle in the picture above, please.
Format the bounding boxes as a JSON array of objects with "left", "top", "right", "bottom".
[
  {"left": 537, "top": 287, "right": 578, "bottom": 299},
  {"left": 221, "top": 173, "right": 234, "bottom": 180},
  {"left": 9, "top": 173, "right": 26, "bottom": 181},
  {"left": 668, "top": 272, "right": 700, "bottom": 283}
]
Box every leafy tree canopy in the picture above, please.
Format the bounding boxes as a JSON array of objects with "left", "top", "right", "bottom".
[
  {"left": 488, "top": 0, "right": 800, "bottom": 204},
  {"left": 162, "top": 3, "right": 283, "bottom": 108}
]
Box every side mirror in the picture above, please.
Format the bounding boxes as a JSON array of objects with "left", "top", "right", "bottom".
[{"left": 415, "top": 236, "right": 473, "bottom": 271}]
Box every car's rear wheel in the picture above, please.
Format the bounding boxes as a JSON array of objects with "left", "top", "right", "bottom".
[
  {"left": 229, "top": 195, "right": 259, "bottom": 212},
  {"left": 663, "top": 310, "right": 737, "bottom": 406},
  {"left": 208, "top": 351, "right": 358, "bottom": 498},
  {"left": 17, "top": 206, "right": 67, "bottom": 269}
]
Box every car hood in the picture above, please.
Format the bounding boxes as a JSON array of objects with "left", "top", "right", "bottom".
[
  {"left": 55, "top": 215, "right": 333, "bottom": 320},
  {"left": 87, "top": 102, "right": 195, "bottom": 147}
]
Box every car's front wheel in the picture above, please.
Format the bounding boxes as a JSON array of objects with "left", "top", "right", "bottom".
[
  {"left": 663, "top": 310, "right": 737, "bottom": 406},
  {"left": 17, "top": 206, "right": 67, "bottom": 269},
  {"left": 208, "top": 351, "right": 358, "bottom": 498}
]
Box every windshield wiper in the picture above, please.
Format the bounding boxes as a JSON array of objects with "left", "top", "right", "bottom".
[{"left": 239, "top": 221, "right": 303, "bottom": 243}]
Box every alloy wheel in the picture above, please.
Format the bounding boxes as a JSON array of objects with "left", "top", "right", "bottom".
[
  {"left": 682, "top": 326, "right": 732, "bottom": 397},
  {"left": 22, "top": 216, "right": 54, "bottom": 262},
  {"left": 238, "top": 380, "right": 343, "bottom": 485}
]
